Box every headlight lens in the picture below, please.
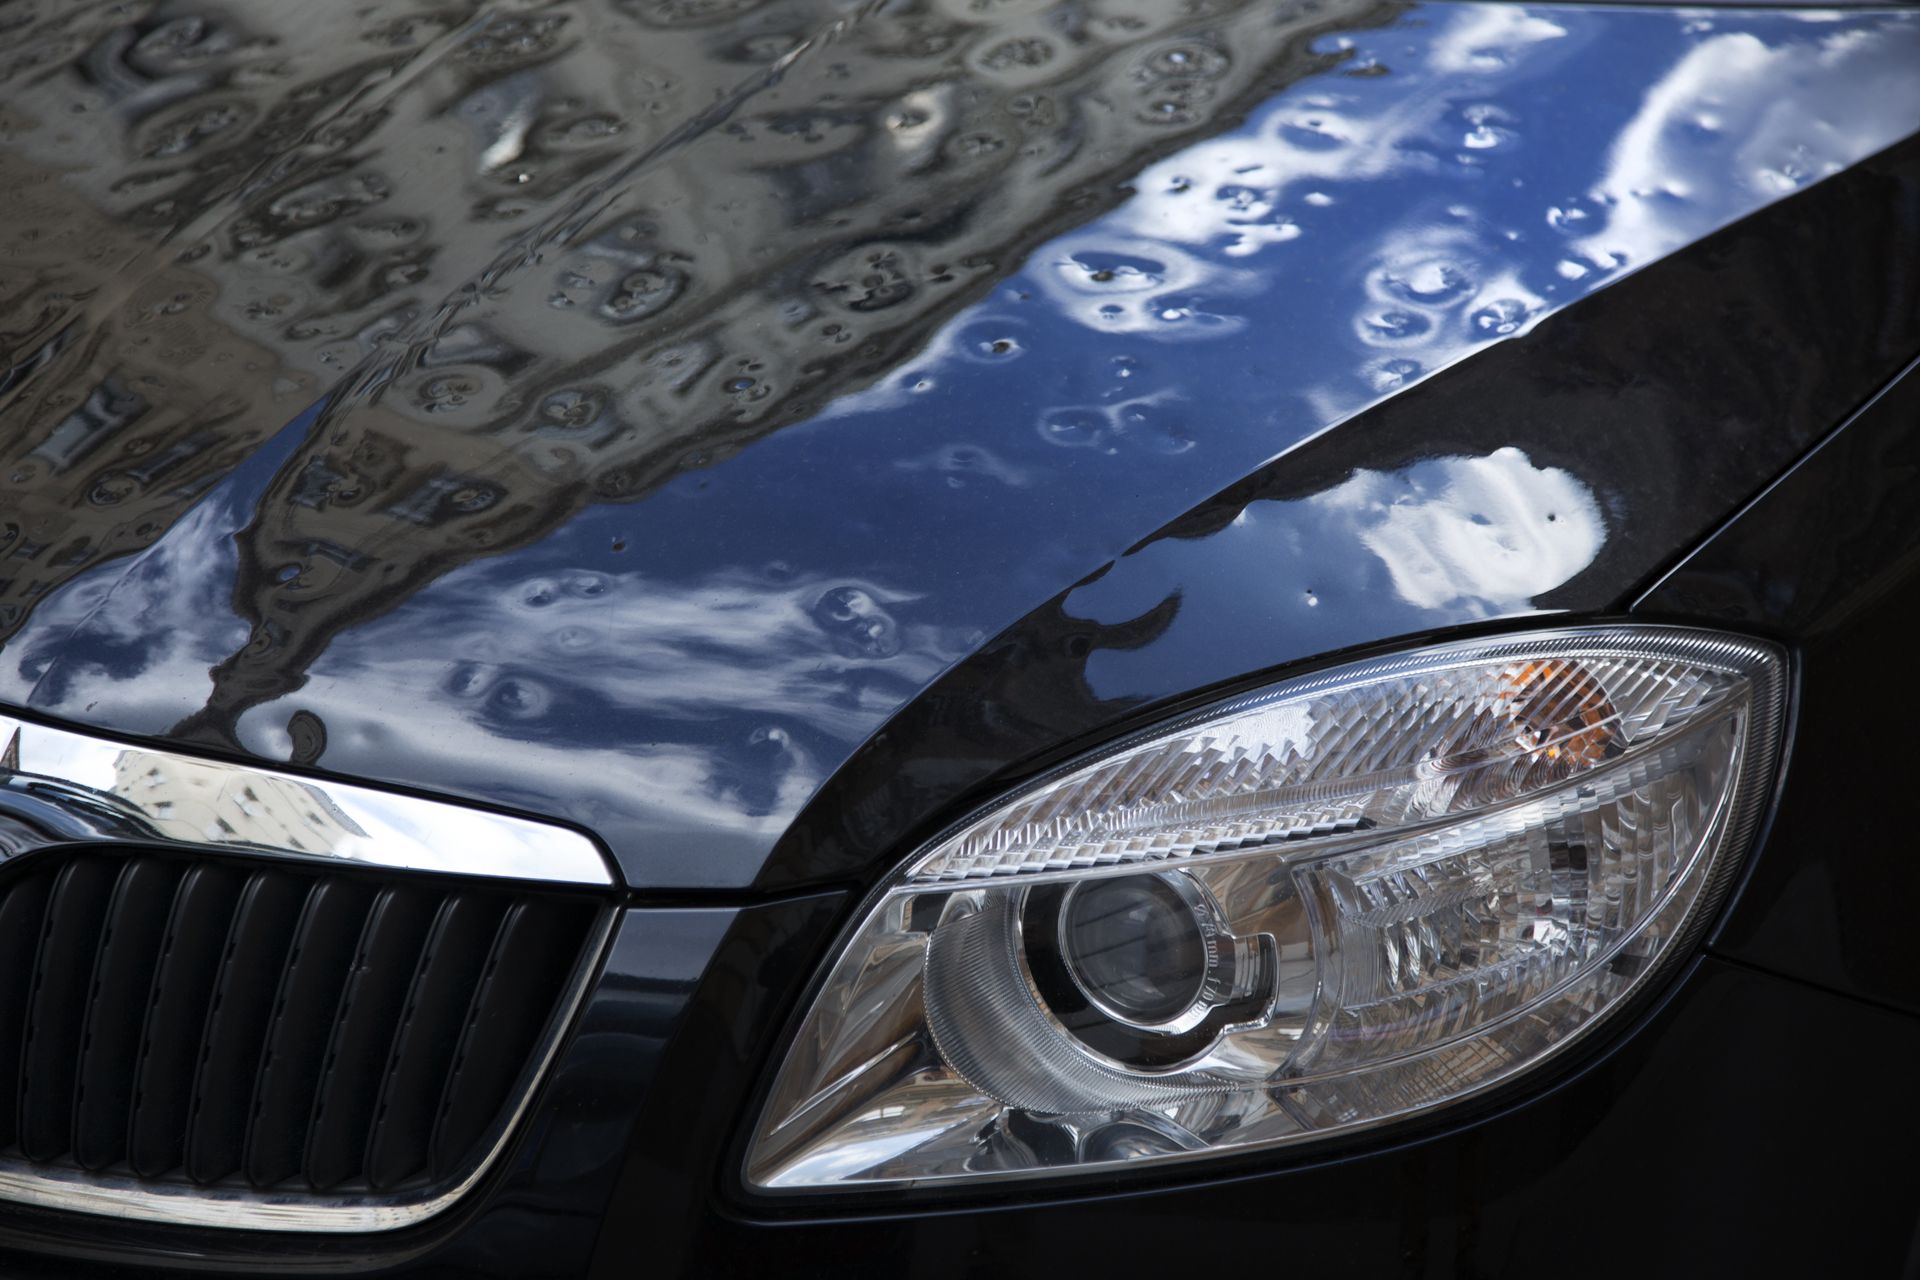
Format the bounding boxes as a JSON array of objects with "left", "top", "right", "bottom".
[{"left": 746, "top": 626, "right": 1785, "bottom": 1190}]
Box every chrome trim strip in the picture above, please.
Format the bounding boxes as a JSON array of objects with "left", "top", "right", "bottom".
[
  {"left": 0, "top": 712, "right": 614, "bottom": 886},
  {"left": 0, "top": 907, "right": 618, "bottom": 1233}
]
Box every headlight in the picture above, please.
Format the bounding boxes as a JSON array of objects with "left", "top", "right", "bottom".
[{"left": 745, "top": 626, "right": 1785, "bottom": 1190}]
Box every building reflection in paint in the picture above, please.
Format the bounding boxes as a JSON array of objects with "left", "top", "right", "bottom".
[{"left": 0, "top": 0, "right": 1915, "bottom": 879}]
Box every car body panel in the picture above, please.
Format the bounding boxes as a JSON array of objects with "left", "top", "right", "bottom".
[
  {"left": 1642, "top": 350, "right": 1920, "bottom": 1016},
  {"left": 3, "top": 1, "right": 1920, "bottom": 1273},
  {"left": 3, "top": 1, "right": 1917, "bottom": 889},
  {"left": 759, "top": 128, "right": 1920, "bottom": 892}
]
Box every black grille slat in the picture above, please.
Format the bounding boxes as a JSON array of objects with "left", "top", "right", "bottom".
[
  {"left": 244, "top": 878, "right": 378, "bottom": 1189},
  {"left": 129, "top": 864, "right": 245, "bottom": 1179},
  {"left": 73, "top": 858, "right": 182, "bottom": 1171},
  {"left": 430, "top": 901, "right": 590, "bottom": 1180},
  {"left": 18, "top": 858, "right": 118, "bottom": 1161},
  {"left": 364, "top": 896, "right": 506, "bottom": 1192},
  {"left": 304, "top": 887, "right": 435, "bottom": 1192},
  {"left": 184, "top": 872, "right": 307, "bottom": 1185},
  {"left": 0, "top": 869, "right": 55, "bottom": 1151},
  {"left": 0, "top": 847, "right": 601, "bottom": 1210}
]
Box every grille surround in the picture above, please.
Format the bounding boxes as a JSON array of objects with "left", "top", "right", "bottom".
[
  {"left": 0, "top": 713, "right": 619, "bottom": 1233},
  {"left": 0, "top": 847, "right": 613, "bottom": 1233}
]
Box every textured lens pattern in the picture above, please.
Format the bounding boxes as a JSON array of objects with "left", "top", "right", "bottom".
[
  {"left": 748, "top": 628, "right": 1783, "bottom": 1190},
  {"left": 911, "top": 650, "right": 1728, "bottom": 882},
  {"left": 1305, "top": 722, "right": 1730, "bottom": 1074}
]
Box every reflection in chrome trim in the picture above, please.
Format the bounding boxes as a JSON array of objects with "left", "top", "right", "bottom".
[
  {"left": 0, "top": 709, "right": 618, "bottom": 1231},
  {"left": 0, "top": 712, "right": 614, "bottom": 886},
  {"left": 0, "top": 908, "right": 616, "bottom": 1234}
]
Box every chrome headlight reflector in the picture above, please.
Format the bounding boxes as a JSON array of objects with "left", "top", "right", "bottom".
[{"left": 746, "top": 626, "right": 1785, "bottom": 1190}]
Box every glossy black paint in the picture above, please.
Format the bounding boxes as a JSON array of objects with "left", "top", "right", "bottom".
[
  {"left": 1641, "top": 351, "right": 1920, "bottom": 1017},
  {"left": 4, "top": 0, "right": 1920, "bottom": 1274},
  {"left": 4, "top": 2, "right": 1917, "bottom": 890},
  {"left": 760, "top": 126, "right": 1920, "bottom": 894}
]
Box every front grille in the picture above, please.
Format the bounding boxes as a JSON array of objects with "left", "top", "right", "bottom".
[{"left": 0, "top": 847, "right": 605, "bottom": 1219}]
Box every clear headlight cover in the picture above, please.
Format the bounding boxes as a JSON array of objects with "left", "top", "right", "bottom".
[{"left": 746, "top": 626, "right": 1785, "bottom": 1190}]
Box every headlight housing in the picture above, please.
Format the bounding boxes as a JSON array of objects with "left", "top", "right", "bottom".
[{"left": 746, "top": 626, "right": 1785, "bottom": 1190}]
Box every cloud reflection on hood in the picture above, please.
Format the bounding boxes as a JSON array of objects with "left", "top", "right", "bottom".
[
  {"left": 220, "top": 561, "right": 975, "bottom": 860},
  {"left": 1341, "top": 447, "right": 1602, "bottom": 611},
  {"left": 1066, "top": 447, "right": 1602, "bottom": 700},
  {"left": 1574, "top": 22, "right": 1920, "bottom": 274}
]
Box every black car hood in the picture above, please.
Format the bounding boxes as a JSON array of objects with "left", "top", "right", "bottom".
[{"left": 2, "top": 0, "right": 1917, "bottom": 889}]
